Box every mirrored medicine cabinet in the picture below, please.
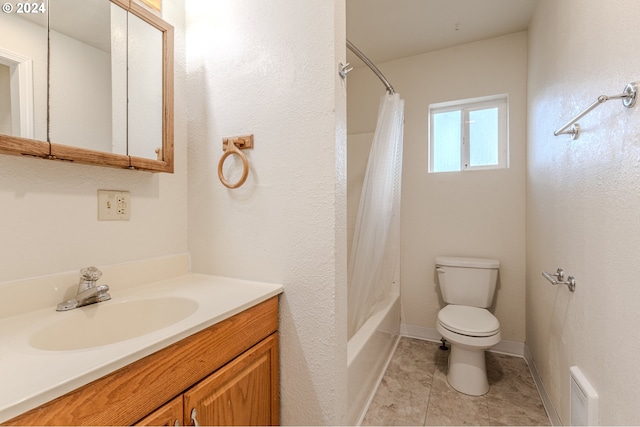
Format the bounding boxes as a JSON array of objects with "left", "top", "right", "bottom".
[{"left": 0, "top": 0, "right": 174, "bottom": 172}]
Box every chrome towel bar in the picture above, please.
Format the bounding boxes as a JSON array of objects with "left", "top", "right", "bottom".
[
  {"left": 542, "top": 268, "right": 576, "bottom": 292},
  {"left": 554, "top": 81, "right": 638, "bottom": 140}
]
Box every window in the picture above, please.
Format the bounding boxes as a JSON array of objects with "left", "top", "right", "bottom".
[{"left": 429, "top": 95, "right": 508, "bottom": 173}]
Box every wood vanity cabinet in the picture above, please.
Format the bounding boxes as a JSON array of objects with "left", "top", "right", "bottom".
[
  {"left": 136, "top": 396, "right": 183, "bottom": 426},
  {"left": 182, "top": 334, "right": 278, "bottom": 426},
  {"left": 136, "top": 334, "right": 278, "bottom": 426},
  {"left": 4, "top": 297, "right": 279, "bottom": 426}
]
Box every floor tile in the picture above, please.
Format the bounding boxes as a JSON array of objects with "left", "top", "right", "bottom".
[
  {"left": 425, "top": 348, "right": 490, "bottom": 426},
  {"left": 361, "top": 338, "right": 437, "bottom": 426},
  {"left": 485, "top": 352, "right": 550, "bottom": 426},
  {"left": 362, "top": 338, "right": 550, "bottom": 426}
]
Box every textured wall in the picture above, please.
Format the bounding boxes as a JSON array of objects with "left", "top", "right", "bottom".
[
  {"left": 0, "top": 1, "right": 188, "bottom": 283},
  {"left": 347, "top": 33, "right": 528, "bottom": 343},
  {"left": 527, "top": 0, "right": 640, "bottom": 423},
  {"left": 185, "top": 1, "right": 348, "bottom": 424}
]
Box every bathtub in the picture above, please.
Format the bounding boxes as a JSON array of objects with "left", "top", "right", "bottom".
[{"left": 347, "top": 292, "right": 400, "bottom": 425}]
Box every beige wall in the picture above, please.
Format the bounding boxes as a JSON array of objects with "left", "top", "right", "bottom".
[
  {"left": 0, "top": 1, "right": 188, "bottom": 282},
  {"left": 527, "top": 0, "right": 640, "bottom": 424},
  {"left": 348, "top": 32, "right": 528, "bottom": 343},
  {"left": 185, "top": 0, "right": 348, "bottom": 424}
]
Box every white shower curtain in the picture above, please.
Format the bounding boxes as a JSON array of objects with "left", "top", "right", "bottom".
[{"left": 348, "top": 92, "right": 404, "bottom": 340}]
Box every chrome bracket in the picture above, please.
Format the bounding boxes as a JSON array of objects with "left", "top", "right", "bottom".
[
  {"left": 565, "top": 123, "right": 581, "bottom": 140},
  {"left": 542, "top": 268, "right": 576, "bottom": 292},
  {"left": 623, "top": 82, "right": 638, "bottom": 108},
  {"left": 339, "top": 62, "right": 353, "bottom": 80}
]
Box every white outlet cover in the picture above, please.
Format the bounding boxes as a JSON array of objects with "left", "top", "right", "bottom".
[{"left": 98, "top": 190, "right": 131, "bottom": 221}]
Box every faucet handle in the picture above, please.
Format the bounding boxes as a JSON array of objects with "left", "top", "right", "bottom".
[{"left": 80, "top": 266, "right": 102, "bottom": 281}]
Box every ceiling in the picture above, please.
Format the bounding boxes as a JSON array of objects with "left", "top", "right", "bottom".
[{"left": 346, "top": 0, "right": 537, "bottom": 66}]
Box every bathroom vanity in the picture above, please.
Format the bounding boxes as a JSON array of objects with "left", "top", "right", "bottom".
[{"left": 0, "top": 271, "right": 283, "bottom": 426}]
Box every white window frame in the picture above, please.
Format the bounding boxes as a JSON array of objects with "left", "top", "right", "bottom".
[{"left": 428, "top": 94, "right": 509, "bottom": 173}]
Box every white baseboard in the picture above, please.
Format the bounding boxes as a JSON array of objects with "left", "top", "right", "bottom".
[
  {"left": 401, "top": 324, "right": 442, "bottom": 342},
  {"left": 524, "top": 344, "right": 561, "bottom": 426},
  {"left": 400, "top": 324, "right": 524, "bottom": 357},
  {"left": 491, "top": 339, "right": 525, "bottom": 357}
]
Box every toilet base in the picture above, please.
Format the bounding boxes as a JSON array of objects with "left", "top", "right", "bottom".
[{"left": 446, "top": 344, "right": 489, "bottom": 396}]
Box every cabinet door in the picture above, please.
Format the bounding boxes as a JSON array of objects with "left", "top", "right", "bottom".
[
  {"left": 184, "top": 333, "right": 279, "bottom": 426},
  {"left": 135, "top": 395, "right": 183, "bottom": 426}
]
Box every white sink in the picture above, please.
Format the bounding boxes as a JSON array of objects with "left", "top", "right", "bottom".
[
  {"left": 29, "top": 297, "right": 199, "bottom": 351},
  {"left": 0, "top": 273, "right": 283, "bottom": 424}
]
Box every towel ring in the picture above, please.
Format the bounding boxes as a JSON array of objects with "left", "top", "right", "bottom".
[{"left": 217, "top": 136, "right": 252, "bottom": 189}]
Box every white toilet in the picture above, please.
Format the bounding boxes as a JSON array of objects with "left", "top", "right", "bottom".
[{"left": 435, "top": 256, "right": 501, "bottom": 396}]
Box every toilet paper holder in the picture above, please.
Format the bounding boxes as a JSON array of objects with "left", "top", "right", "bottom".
[{"left": 542, "top": 268, "right": 576, "bottom": 292}]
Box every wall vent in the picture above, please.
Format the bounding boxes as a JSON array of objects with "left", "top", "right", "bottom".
[{"left": 570, "top": 366, "right": 598, "bottom": 426}]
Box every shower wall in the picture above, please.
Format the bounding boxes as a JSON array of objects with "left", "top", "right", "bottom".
[
  {"left": 527, "top": 0, "right": 640, "bottom": 423},
  {"left": 348, "top": 32, "right": 528, "bottom": 343}
]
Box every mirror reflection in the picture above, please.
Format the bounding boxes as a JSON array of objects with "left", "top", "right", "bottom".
[
  {"left": 0, "top": 0, "right": 171, "bottom": 166},
  {"left": 127, "top": 11, "right": 163, "bottom": 159},
  {"left": 49, "top": 0, "right": 126, "bottom": 154},
  {"left": 0, "top": 7, "right": 47, "bottom": 140}
]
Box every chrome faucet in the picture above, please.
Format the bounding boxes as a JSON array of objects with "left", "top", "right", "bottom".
[{"left": 56, "top": 267, "right": 111, "bottom": 311}]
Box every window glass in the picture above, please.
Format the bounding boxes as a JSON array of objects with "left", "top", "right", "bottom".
[
  {"left": 428, "top": 95, "right": 508, "bottom": 173},
  {"left": 433, "top": 110, "right": 461, "bottom": 173},
  {"left": 469, "top": 107, "right": 498, "bottom": 167}
]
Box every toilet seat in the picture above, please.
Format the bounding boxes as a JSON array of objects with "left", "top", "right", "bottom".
[{"left": 437, "top": 305, "right": 500, "bottom": 337}]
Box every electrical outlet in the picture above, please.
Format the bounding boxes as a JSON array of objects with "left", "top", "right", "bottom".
[{"left": 98, "top": 190, "right": 131, "bottom": 221}]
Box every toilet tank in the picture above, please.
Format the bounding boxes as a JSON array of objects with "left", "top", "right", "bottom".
[{"left": 435, "top": 256, "right": 500, "bottom": 308}]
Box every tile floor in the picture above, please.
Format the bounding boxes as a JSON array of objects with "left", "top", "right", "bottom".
[{"left": 362, "top": 337, "right": 550, "bottom": 426}]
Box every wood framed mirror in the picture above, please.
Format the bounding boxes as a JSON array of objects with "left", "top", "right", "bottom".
[{"left": 0, "top": 0, "right": 174, "bottom": 173}]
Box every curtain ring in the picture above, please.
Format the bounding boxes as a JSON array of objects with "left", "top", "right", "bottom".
[{"left": 218, "top": 139, "right": 249, "bottom": 188}]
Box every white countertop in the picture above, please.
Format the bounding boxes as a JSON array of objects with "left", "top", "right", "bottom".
[{"left": 0, "top": 273, "right": 283, "bottom": 423}]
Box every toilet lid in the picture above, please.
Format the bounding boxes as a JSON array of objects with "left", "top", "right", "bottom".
[{"left": 438, "top": 305, "right": 500, "bottom": 337}]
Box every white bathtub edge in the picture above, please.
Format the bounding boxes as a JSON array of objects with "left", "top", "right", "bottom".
[
  {"left": 353, "top": 334, "right": 400, "bottom": 426},
  {"left": 347, "top": 293, "right": 400, "bottom": 426}
]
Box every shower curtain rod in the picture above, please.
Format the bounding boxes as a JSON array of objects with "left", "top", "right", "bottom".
[{"left": 346, "top": 39, "right": 395, "bottom": 94}]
